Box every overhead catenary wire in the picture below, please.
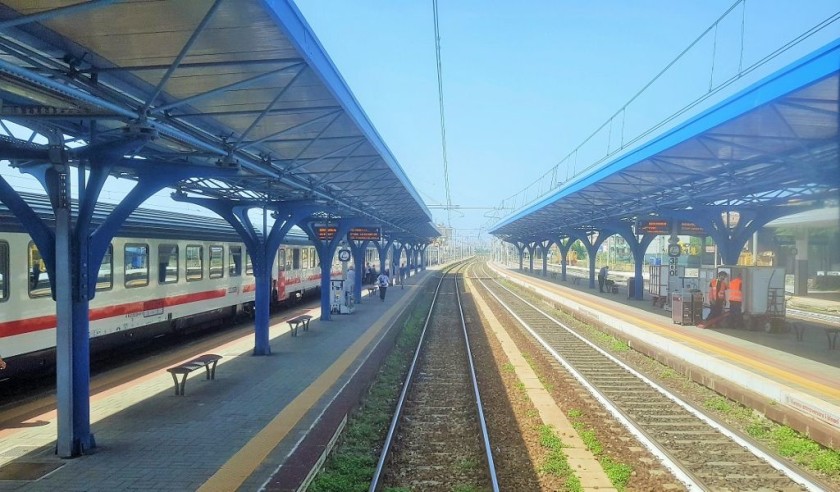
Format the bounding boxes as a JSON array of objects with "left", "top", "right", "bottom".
[{"left": 432, "top": 0, "right": 453, "bottom": 227}]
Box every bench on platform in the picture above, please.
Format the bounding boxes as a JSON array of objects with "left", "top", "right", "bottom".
[
  {"left": 571, "top": 276, "right": 582, "bottom": 286},
  {"left": 166, "top": 354, "right": 222, "bottom": 396},
  {"left": 287, "top": 314, "right": 313, "bottom": 337},
  {"left": 651, "top": 295, "right": 667, "bottom": 308},
  {"left": 604, "top": 279, "right": 618, "bottom": 294},
  {"left": 366, "top": 286, "right": 378, "bottom": 298}
]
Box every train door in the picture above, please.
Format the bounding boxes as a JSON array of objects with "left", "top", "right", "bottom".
[{"left": 277, "top": 248, "right": 286, "bottom": 301}]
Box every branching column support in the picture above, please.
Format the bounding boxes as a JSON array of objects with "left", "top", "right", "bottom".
[
  {"left": 526, "top": 242, "right": 536, "bottom": 273},
  {"left": 570, "top": 231, "right": 607, "bottom": 289},
  {"left": 419, "top": 243, "right": 428, "bottom": 270},
  {"left": 513, "top": 241, "right": 526, "bottom": 271},
  {"left": 171, "top": 195, "right": 318, "bottom": 354},
  {"left": 537, "top": 240, "right": 553, "bottom": 277},
  {"left": 554, "top": 238, "right": 572, "bottom": 282},
  {"left": 299, "top": 218, "right": 357, "bottom": 321},
  {"left": 0, "top": 135, "right": 217, "bottom": 457},
  {"left": 608, "top": 224, "right": 656, "bottom": 300},
  {"left": 347, "top": 239, "right": 369, "bottom": 304},
  {"left": 373, "top": 238, "right": 395, "bottom": 276},
  {"left": 668, "top": 207, "right": 800, "bottom": 266}
]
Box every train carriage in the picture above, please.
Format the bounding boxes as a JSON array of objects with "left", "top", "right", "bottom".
[{"left": 0, "top": 195, "right": 343, "bottom": 379}]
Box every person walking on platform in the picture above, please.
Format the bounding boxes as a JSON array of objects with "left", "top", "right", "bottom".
[
  {"left": 705, "top": 271, "right": 728, "bottom": 327},
  {"left": 727, "top": 273, "right": 743, "bottom": 329},
  {"left": 598, "top": 266, "right": 608, "bottom": 293},
  {"left": 399, "top": 263, "right": 406, "bottom": 289},
  {"left": 377, "top": 270, "right": 390, "bottom": 301}
]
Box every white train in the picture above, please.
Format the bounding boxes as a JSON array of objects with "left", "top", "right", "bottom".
[{"left": 0, "top": 196, "right": 344, "bottom": 380}]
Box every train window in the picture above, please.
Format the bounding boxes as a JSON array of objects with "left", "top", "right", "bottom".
[
  {"left": 96, "top": 244, "right": 113, "bottom": 291},
  {"left": 245, "top": 253, "right": 253, "bottom": 276},
  {"left": 277, "top": 248, "right": 286, "bottom": 272},
  {"left": 209, "top": 245, "right": 224, "bottom": 279},
  {"left": 186, "top": 245, "right": 203, "bottom": 281},
  {"left": 292, "top": 248, "right": 300, "bottom": 270},
  {"left": 124, "top": 243, "right": 149, "bottom": 288},
  {"left": 284, "top": 248, "right": 293, "bottom": 271},
  {"left": 28, "top": 242, "right": 51, "bottom": 298},
  {"left": 0, "top": 241, "right": 8, "bottom": 302},
  {"left": 310, "top": 247, "right": 318, "bottom": 268},
  {"left": 300, "top": 248, "right": 309, "bottom": 270},
  {"left": 158, "top": 244, "right": 179, "bottom": 284},
  {"left": 229, "top": 246, "right": 242, "bottom": 277}
]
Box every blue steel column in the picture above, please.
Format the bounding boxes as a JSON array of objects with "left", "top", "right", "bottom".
[
  {"left": 572, "top": 232, "right": 606, "bottom": 289},
  {"left": 611, "top": 225, "right": 656, "bottom": 301},
  {"left": 527, "top": 243, "right": 536, "bottom": 273},
  {"left": 374, "top": 238, "right": 394, "bottom": 276},
  {"left": 555, "top": 238, "right": 571, "bottom": 282},
  {"left": 172, "top": 194, "right": 318, "bottom": 354},
  {"left": 513, "top": 241, "right": 526, "bottom": 270},
  {"left": 420, "top": 243, "right": 427, "bottom": 270},
  {"left": 670, "top": 207, "right": 798, "bottom": 266},
  {"left": 348, "top": 239, "right": 369, "bottom": 303},
  {"left": 538, "top": 240, "right": 552, "bottom": 277},
  {"left": 300, "top": 219, "right": 353, "bottom": 321}
]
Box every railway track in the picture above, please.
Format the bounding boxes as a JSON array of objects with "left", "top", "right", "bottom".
[
  {"left": 370, "top": 265, "right": 499, "bottom": 491},
  {"left": 473, "top": 262, "right": 828, "bottom": 492}
]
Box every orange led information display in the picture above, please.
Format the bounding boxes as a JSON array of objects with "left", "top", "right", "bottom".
[
  {"left": 678, "top": 222, "right": 705, "bottom": 235},
  {"left": 349, "top": 227, "right": 381, "bottom": 241},
  {"left": 638, "top": 219, "right": 670, "bottom": 235},
  {"left": 315, "top": 226, "right": 337, "bottom": 240}
]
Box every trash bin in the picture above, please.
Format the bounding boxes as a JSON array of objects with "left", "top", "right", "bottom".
[{"left": 627, "top": 277, "right": 635, "bottom": 298}]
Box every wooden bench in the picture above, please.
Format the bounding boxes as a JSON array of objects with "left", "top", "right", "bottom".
[
  {"left": 287, "top": 314, "right": 313, "bottom": 337},
  {"left": 605, "top": 279, "right": 618, "bottom": 294},
  {"left": 166, "top": 354, "right": 222, "bottom": 396},
  {"left": 651, "top": 295, "right": 667, "bottom": 308},
  {"left": 366, "top": 285, "right": 378, "bottom": 298},
  {"left": 571, "top": 276, "right": 582, "bottom": 286}
]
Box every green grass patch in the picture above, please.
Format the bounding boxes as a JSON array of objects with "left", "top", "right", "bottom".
[
  {"left": 308, "top": 291, "right": 433, "bottom": 491},
  {"left": 538, "top": 424, "right": 582, "bottom": 491},
  {"left": 567, "top": 408, "right": 633, "bottom": 491}
]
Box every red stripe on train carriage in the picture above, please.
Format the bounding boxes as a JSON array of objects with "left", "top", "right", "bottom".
[{"left": 0, "top": 288, "right": 234, "bottom": 337}]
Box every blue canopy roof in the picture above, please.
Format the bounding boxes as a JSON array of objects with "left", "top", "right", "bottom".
[
  {"left": 0, "top": 0, "right": 438, "bottom": 242},
  {"left": 491, "top": 38, "right": 840, "bottom": 241}
]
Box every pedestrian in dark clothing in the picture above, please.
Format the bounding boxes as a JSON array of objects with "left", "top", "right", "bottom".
[
  {"left": 377, "top": 271, "right": 390, "bottom": 301},
  {"left": 598, "top": 266, "right": 608, "bottom": 292},
  {"left": 399, "top": 263, "right": 406, "bottom": 289}
]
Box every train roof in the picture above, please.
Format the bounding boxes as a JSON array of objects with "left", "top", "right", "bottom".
[{"left": 0, "top": 193, "right": 311, "bottom": 245}]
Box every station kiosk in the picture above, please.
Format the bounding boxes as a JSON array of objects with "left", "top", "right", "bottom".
[
  {"left": 648, "top": 264, "right": 701, "bottom": 311},
  {"left": 331, "top": 249, "right": 355, "bottom": 315}
]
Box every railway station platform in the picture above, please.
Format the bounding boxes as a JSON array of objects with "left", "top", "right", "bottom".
[
  {"left": 494, "top": 262, "right": 840, "bottom": 448},
  {"left": 0, "top": 270, "right": 433, "bottom": 491}
]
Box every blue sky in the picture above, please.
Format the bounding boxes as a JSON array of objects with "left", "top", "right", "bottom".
[{"left": 292, "top": 0, "right": 840, "bottom": 244}]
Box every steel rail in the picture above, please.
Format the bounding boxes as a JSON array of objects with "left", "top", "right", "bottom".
[
  {"left": 477, "top": 263, "right": 826, "bottom": 491},
  {"left": 369, "top": 262, "right": 499, "bottom": 491}
]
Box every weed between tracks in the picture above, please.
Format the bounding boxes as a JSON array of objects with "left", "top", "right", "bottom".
[{"left": 308, "top": 293, "right": 432, "bottom": 492}]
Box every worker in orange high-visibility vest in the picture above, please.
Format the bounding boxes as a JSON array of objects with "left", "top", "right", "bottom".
[
  {"left": 705, "top": 271, "right": 728, "bottom": 326},
  {"left": 728, "top": 273, "right": 743, "bottom": 329}
]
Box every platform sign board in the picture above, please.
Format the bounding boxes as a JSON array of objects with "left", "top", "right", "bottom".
[
  {"left": 678, "top": 222, "right": 705, "bottom": 235},
  {"left": 348, "top": 227, "right": 381, "bottom": 241},
  {"left": 638, "top": 219, "right": 670, "bottom": 235},
  {"left": 314, "top": 225, "right": 337, "bottom": 241}
]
